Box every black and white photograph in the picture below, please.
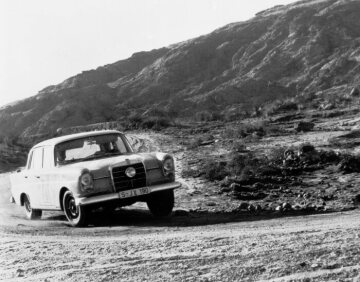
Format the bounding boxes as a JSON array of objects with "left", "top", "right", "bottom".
[{"left": 1, "top": 0, "right": 360, "bottom": 281}]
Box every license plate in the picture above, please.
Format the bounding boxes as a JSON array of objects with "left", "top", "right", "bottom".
[{"left": 119, "top": 187, "right": 150, "bottom": 199}]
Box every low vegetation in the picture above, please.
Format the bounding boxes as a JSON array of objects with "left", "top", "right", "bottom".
[{"left": 201, "top": 142, "right": 354, "bottom": 183}]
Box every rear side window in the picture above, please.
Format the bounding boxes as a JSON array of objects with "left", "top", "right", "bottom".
[{"left": 30, "top": 148, "right": 43, "bottom": 169}]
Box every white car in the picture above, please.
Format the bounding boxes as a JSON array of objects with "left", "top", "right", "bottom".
[{"left": 10, "top": 130, "right": 181, "bottom": 226}]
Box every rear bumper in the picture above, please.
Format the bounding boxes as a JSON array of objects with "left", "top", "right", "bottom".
[{"left": 75, "top": 181, "right": 181, "bottom": 206}]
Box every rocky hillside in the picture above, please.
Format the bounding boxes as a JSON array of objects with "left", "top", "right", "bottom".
[{"left": 1, "top": 0, "right": 360, "bottom": 138}]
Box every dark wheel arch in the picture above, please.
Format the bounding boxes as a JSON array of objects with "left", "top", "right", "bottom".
[
  {"left": 22, "top": 194, "right": 42, "bottom": 220},
  {"left": 59, "top": 187, "right": 69, "bottom": 211},
  {"left": 20, "top": 193, "right": 27, "bottom": 206}
]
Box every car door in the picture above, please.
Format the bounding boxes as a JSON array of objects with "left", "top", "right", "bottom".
[
  {"left": 42, "top": 146, "right": 58, "bottom": 208},
  {"left": 26, "top": 147, "right": 44, "bottom": 208}
]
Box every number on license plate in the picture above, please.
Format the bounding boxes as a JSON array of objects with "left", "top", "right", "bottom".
[{"left": 119, "top": 187, "right": 149, "bottom": 199}]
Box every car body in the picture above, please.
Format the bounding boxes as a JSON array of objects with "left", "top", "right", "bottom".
[{"left": 9, "top": 130, "right": 181, "bottom": 226}]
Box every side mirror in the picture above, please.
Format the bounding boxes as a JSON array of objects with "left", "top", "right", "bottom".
[{"left": 16, "top": 169, "right": 21, "bottom": 173}]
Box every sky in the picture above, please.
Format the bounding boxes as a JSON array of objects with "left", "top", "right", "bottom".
[{"left": 0, "top": 0, "right": 299, "bottom": 107}]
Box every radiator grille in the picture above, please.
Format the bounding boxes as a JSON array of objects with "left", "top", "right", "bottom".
[{"left": 111, "top": 163, "right": 146, "bottom": 192}]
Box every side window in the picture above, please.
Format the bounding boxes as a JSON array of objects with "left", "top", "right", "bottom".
[
  {"left": 27, "top": 151, "right": 33, "bottom": 169},
  {"left": 30, "top": 148, "right": 43, "bottom": 169},
  {"left": 43, "top": 146, "right": 54, "bottom": 169}
]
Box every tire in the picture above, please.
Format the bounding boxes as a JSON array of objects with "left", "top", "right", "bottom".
[
  {"left": 147, "top": 189, "right": 174, "bottom": 217},
  {"left": 23, "top": 194, "right": 42, "bottom": 220},
  {"left": 63, "top": 191, "right": 88, "bottom": 227}
]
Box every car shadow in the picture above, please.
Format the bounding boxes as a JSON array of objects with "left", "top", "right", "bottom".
[{"left": 78, "top": 207, "right": 345, "bottom": 228}]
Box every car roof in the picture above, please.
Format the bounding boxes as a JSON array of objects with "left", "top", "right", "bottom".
[{"left": 32, "top": 130, "right": 123, "bottom": 149}]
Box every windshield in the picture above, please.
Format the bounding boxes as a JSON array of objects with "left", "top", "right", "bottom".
[{"left": 54, "top": 134, "right": 132, "bottom": 165}]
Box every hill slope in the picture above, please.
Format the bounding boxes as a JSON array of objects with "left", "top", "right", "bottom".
[{"left": 1, "top": 0, "right": 360, "bottom": 138}]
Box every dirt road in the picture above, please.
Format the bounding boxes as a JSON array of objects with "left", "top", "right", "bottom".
[{"left": 1, "top": 168, "right": 360, "bottom": 281}]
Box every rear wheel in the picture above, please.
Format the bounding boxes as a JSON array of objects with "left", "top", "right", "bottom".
[
  {"left": 147, "top": 189, "right": 174, "bottom": 217},
  {"left": 23, "top": 194, "right": 42, "bottom": 220},
  {"left": 63, "top": 191, "right": 88, "bottom": 227}
]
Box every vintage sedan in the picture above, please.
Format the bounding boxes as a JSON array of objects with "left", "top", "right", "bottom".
[{"left": 9, "top": 130, "right": 181, "bottom": 226}]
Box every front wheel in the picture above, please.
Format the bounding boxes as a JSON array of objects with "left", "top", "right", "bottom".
[
  {"left": 63, "top": 191, "right": 88, "bottom": 227},
  {"left": 147, "top": 189, "right": 174, "bottom": 217},
  {"left": 23, "top": 194, "right": 42, "bottom": 220}
]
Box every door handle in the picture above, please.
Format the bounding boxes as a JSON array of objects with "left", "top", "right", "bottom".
[
  {"left": 24, "top": 176, "right": 28, "bottom": 178},
  {"left": 36, "top": 176, "right": 40, "bottom": 179}
]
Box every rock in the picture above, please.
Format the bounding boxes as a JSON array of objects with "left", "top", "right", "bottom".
[
  {"left": 353, "top": 194, "right": 360, "bottom": 203},
  {"left": 255, "top": 204, "right": 262, "bottom": 212},
  {"left": 230, "top": 183, "right": 242, "bottom": 192},
  {"left": 350, "top": 87, "right": 360, "bottom": 96},
  {"left": 299, "top": 143, "right": 316, "bottom": 154},
  {"left": 295, "top": 121, "right": 315, "bottom": 132},
  {"left": 16, "top": 269, "right": 24, "bottom": 277},
  {"left": 56, "top": 128, "right": 63, "bottom": 135},
  {"left": 339, "top": 155, "right": 360, "bottom": 173},
  {"left": 238, "top": 202, "right": 249, "bottom": 210},
  {"left": 219, "top": 186, "right": 232, "bottom": 193},
  {"left": 305, "top": 204, "right": 316, "bottom": 211},
  {"left": 206, "top": 202, "right": 216, "bottom": 207},
  {"left": 310, "top": 263, "right": 319, "bottom": 269},
  {"left": 174, "top": 209, "right": 190, "bottom": 217},
  {"left": 319, "top": 103, "right": 334, "bottom": 110},
  {"left": 322, "top": 263, "right": 340, "bottom": 270},
  {"left": 275, "top": 205, "right": 283, "bottom": 212},
  {"left": 247, "top": 204, "right": 256, "bottom": 213},
  {"left": 282, "top": 202, "right": 292, "bottom": 210}
]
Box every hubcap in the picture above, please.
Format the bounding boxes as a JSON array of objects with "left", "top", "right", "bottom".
[{"left": 66, "top": 196, "right": 79, "bottom": 219}]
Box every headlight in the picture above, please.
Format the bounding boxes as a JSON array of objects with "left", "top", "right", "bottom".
[
  {"left": 162, "top": 157, "right": 174, "bottom": 175},
  {"left": 80, "top": 172, "right": 94, "bottom": 191}
]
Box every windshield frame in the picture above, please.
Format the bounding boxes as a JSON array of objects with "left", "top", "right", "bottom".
[{"left": 54, "top": 133, "right": 133, "bottom": 166}]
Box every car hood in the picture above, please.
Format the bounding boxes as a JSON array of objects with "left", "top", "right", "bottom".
[{"left": 61, "top": 152, "right": 163, "bottom": 173}]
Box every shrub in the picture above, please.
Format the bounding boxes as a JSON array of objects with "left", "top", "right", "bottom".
[
  {"left": 141, "top": 116, "right": 171, "bottom": 130},
  {"left": 223, "top": 121, "right": 268, "bottom": 139},
  {"left": 195, "top": 111, "right": 213, "bottom": 122},
  {"left": 126, "top": 112, "right": 172, "bottom": 130},
  {"left": 227, "top": 152, "right": 264, "bottom": 177},
  {"left": 203, "top": 160, "right": 228, "bottom": 181},
  {"left": 264, "top": 99, "right": 298, "bottom": 116},
  {"left": 318, "top": 150, "right": 341, "bottom": 164},
  {"left": 195, "top": 111, "right": 223, "bottom": 122},
  {"left": 339, "top": 154, "right": 360, "bottom": 173},
  {"left": 299, "top": 143, "right": 316, "bottom": 154},
  {"left": 232, "top": 141, "right": 247, "bottom": 153}
]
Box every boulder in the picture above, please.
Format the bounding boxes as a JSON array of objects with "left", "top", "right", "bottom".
[
  {"left": 282, "top": 202, "right": 292, "bottom": 210},
  {"left": 173, "top": 209, "right": 190, "bottom": 217},
  {"left": 350, "top": 87, "right": 360, "bottom": 97},
  {"left": 238, "top": 202, "right": 249, "bottom": 210},
  {"left": 230, "top": 182, "right": 242, "bottom": 192},
  {"left": 295, "top": 121, "right": 315, "bottom": 132},
  {"left": 275, "top": 205, "right": 283, "bottom": 212},
  {"left": 247, "top": 204, "right": 256, "bottom": 213}
]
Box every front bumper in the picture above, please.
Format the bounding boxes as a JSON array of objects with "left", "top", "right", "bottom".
[{"left": 75, "top": 181, "right": 181, "bottom": 206}]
